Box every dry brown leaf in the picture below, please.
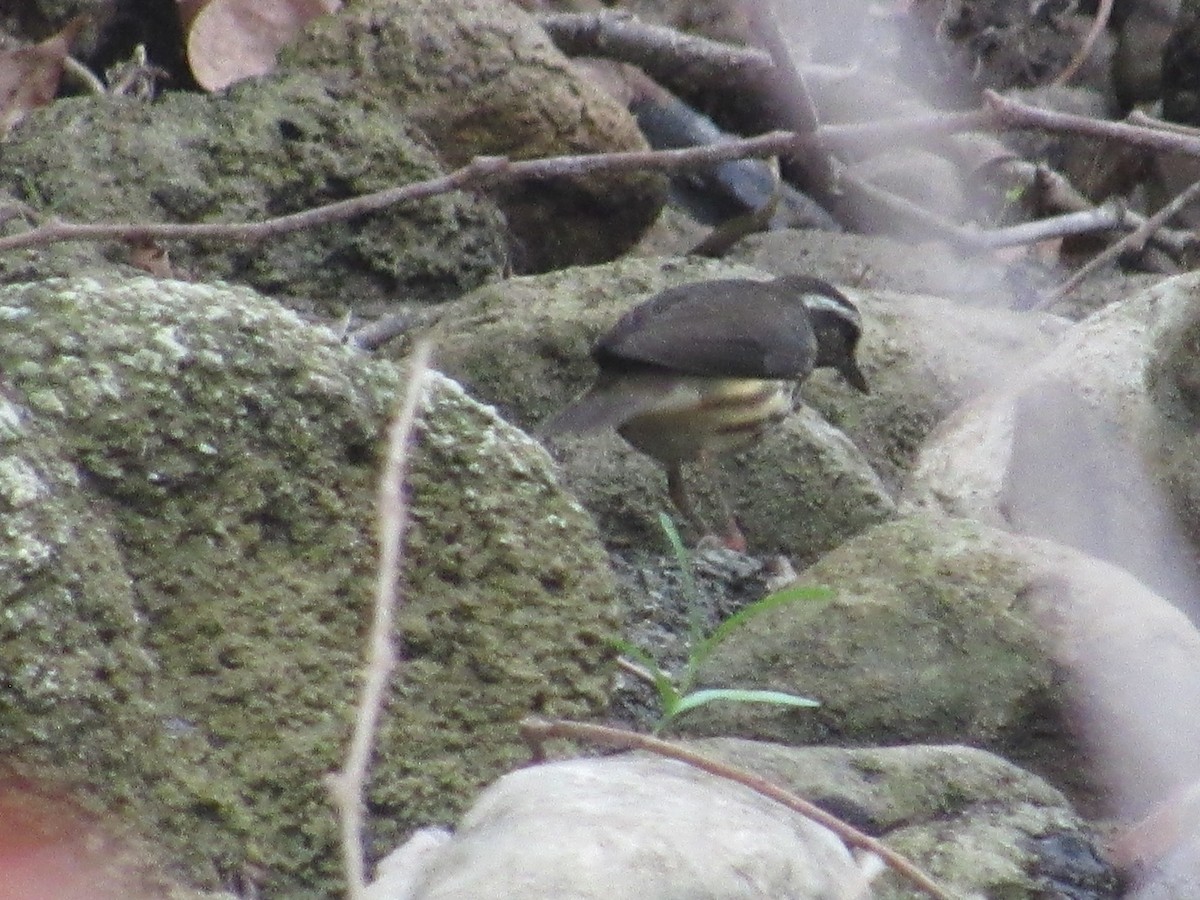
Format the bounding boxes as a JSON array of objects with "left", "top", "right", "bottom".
[
  {"left": 0, "top": 17, "right": 87, "bottom": 139},
  {"left": 185, "top": 0, "right": 341, "bottom": 92},
  {"left": 128, "top": 239, "right": 174, "bottom": 277}
]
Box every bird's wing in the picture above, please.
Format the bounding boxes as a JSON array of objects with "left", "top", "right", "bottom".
[
  {"left": 538, "top": 375, "right": 703, "bottom": 435},
  {"left": 593, "top": 279, "right": 818, "bottom": 378}
]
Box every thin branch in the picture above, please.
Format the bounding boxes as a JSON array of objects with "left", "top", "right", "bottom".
[
  {"left": 842, "top": 170, "right": 1174, "bottom": 252},
  {"left": 988, "top": 157, "right": 1195, "bottom": 253},
  {"left": 519, "top": 717, "right": 958, "bottom": 900},
  {"left": 62, "top": 56, "right": 106, "bottom": 95},
  {"left": 961, "top": 202, "right": 1132, "bottom": 249},
  {"left": 1044, "top": 177, "right": 1200, "bottom": 302},
  {"left": 0, "top": 140, "right": 808, "bottom": 253},
  {"left": 326, "top": 341, "right": 434, "bottom": 899},
  {"left": 346, "top": 308, "right": 444, "bottom": 352},
  {"left": 1048, "top": 0, "right": 1115, "bottom": 88},
  {"left": 744, "top": 0, "right": 821, "bottom": 136},
  {"left": 616, "top": 655, "right": 659, "bottom": 686},
  {"left": 744, "top": 0, "right": 832, "bottom": 192},
  {"left": 983, "top": 89, "right": 1200, "bottom": 157},
  {"left": 6, "top": 93, "right": 1200, "bottom": 260},
  {"left": 814, "top": 108, "right": 996, "bottom": 158},
  {"left": 538, "top": 10, "right": 776, "bottom": 95},
  {"left": 1126, "top": 109, "right": 1200, "bottom": 136}
]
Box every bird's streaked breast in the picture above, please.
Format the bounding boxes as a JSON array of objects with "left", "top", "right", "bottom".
[{"left": 617, "top": 378, "right": 794, "bottom": 463}]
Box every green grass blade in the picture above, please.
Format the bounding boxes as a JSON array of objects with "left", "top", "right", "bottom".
[
  {"left": 688, "top": 584, "right": 832, "bottom": 673},
  {"left": 658, "top": 513, "right": 703, "bottom": 647},
  {"left": 668, "top": 688, "right": 821, "bottom": 721}
]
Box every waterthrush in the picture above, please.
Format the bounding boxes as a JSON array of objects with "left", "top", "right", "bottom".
[{"left": 541, "top": 275, "right": 869, "bottom": 549}]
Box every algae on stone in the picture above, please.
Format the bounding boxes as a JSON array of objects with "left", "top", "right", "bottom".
[
  {"left": 0, "top": 75, "right": 507, "bottom": 312},
  {"left": 0, "top": 276, "right": 617, "bottom": 896}
]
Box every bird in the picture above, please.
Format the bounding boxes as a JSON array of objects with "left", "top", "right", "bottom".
[{"left": 540, "top": 274, "right": 869, "bottom": 550}]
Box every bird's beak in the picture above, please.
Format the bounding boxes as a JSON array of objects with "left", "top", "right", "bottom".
[{"left": 840, "top": 359, "right": 870, "bottom": 394}]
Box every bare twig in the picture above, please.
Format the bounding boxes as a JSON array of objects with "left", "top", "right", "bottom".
[
  {"left": 62, "top": 56, "right": 106, "bottom": 95},
  {"left": 963, "top": 203, "right": 1132, "bottom": 249},
  {"left": 326, "top": 341, "right": 434, "bottom": 899},
  {"left": 744, "top": 0, "right": 820, "bottom": 136},
  {"left": 843, "top": 169, "right": 1171, "bottom": 252},
  {"left": 1126, "top": 109, "right": 1200, "bottom": 136},
  {"left": 1045, "top": 178, "right": 1200, "bottom": 302},
  {"left": 538, "top": 10, "right": 775, "bottom": 95},
  {"left": 519, "top": 717, "right": 958, "bottom": 900},
  {"left": 6, "top": 92, "right": 1200, "bottom": 260},
  {"left": 1048, "top": 0, "right": 1115, "bottom": 88},
  {"left": 744, "top": 0, "right": 832, "bottom": 191},
  {"left": 0, "top": 119, "right": 983, "bottom": 253},
  {"left": 0, "top": 141, "right": 806, "bottom": 253},
  {"left": 983, "top": 89, "right": 1200, "bottom": 157},
  {"left": 347, "top": 308, "right": 445, "bottom": 352},
  {"left": 989, "top": 157, "right": 1195, "bottom": 254},
  {"left": 615, "top": 655, "right": 659, "bottom": 686}
]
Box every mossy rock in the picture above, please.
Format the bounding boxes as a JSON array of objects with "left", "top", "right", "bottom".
[{"left": 0, "top": 275, "right": 617, "bottom": 896}]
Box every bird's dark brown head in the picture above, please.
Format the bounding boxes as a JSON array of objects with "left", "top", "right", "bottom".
[{"left": 783, "top": 277, "right": 869, "bottom": 394}]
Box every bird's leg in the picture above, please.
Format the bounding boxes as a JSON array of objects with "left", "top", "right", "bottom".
[
  {"left": 666, "top": 463, "right": 710, "bottom": 537},
  {"left": 666, "top": 459, "right": 747, "bottom": 552},
  {"left": 698, "top": 453, "right": 747, "bottom": 553}
]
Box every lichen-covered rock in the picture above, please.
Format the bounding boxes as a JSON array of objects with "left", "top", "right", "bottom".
[
  {"left": 0, "top": 390, "right": 163, "bottom": 827},
  {"left": 0, "top": 74, "right": 507, "bottom": 312},
  {"left": 685, "top": 513, "right": 1200, "bottom": 817},
  {"left": 691, "top": 739, "right": 1116, "bottom": 900},
  {"left": 686, "top": 516, "right": 1054, "bottom": 759},
  {"left": 0, "top": 275, "right": 617, "bottom": 896},
  {"left": 286, "top": 0, "right": 666, "bottom": 273}
]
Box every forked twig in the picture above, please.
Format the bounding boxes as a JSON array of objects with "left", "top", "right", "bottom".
[
  {"left": 326, "top": 341, "right": 434, "bottom": 898},
  {"left": 1048, "top": 0, "right": 1115, "bottom": 88},
  {"left": 1046, "top": 177, "right": 1200, "bottom": 302}
]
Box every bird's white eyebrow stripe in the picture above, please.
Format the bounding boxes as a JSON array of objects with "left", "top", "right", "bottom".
[{"left": 801, "top": 291, "right": 861, "bottom": 325}]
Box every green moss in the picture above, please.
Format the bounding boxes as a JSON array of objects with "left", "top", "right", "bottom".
[
  {"left": 0, "top": 276, "right": 618, "bottom": 896},
  {"left": 0, "top": 76, "right": 506, "bottom": 309},
  {"left": 688, "top": 517, "right": 1056, "bottom": 763}
]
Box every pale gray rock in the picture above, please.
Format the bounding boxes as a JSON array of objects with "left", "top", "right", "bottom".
[
  {"left": 1019, "top": 539, "right": 1200, "bottom": 821},
  {"left": 367, "top": 754, "right": 866, "bottom": 900},
  {"left": 368, "top": 738, "right": 1116, "bottom": 900},
  {"left": 901, "top": 274, "right": 1200, "bottom": 612}
]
